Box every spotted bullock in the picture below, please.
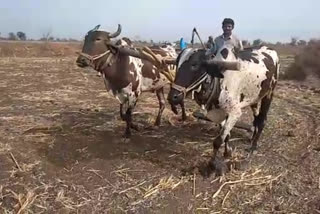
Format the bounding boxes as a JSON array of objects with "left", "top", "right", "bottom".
[
  {"left": 76, "top": 25, "right": 172, "bottom": 137},
  {"left": 148, "top": 43, "right": 187, "bottom": 120},
  {"left": 168, "top": 44, "right": 280, "bottom": 175},
  {"left": 149, "top": 43, "right": 178, "bottom": 70}
]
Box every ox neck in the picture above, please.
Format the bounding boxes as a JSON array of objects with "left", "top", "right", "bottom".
[
  {"left": 98, "top": 51, "right": 117, "bottom": 70},
  {"left": 88, "top": 50, "right": 119, "bottom": 72}
]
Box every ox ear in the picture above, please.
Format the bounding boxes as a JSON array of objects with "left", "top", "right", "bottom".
[
  {"left": 92, "top": 25, "right": 101, "bottom": 31},
  {"left": 207, "top": 69, "right": 224, "bottom": 78},
  {"left": 105, "top": 42, "right": 119, "bottom": 54}
]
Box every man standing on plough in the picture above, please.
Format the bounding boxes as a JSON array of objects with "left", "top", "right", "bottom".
[{"left": 207, "top": 18, "right": 243, "bottom": 56}]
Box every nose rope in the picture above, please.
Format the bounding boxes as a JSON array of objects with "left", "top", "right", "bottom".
[
  {"left": 76, "top": 50, "right": 111, "bottom": 66},
  {"left": 171, "top": 72, "right": 208, "bottom": 98}
]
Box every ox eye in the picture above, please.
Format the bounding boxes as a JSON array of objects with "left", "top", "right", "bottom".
[
  {"left": 96, "top": 38, "right": 102, "bottom": 41},
  {"left": 191, "top": 64, "right": 198, "bottom": 70}
]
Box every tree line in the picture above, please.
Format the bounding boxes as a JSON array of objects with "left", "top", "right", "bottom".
[{"left": 0, "top": 31, "right": 317, "bottom": 46}]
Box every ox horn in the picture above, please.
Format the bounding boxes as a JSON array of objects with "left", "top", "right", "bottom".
[
  {"left": 109, "top": 24, "right": 122, "bottom": 38},
  {"left": 206, "top": 59, "right": 241, "bottom": 70}
]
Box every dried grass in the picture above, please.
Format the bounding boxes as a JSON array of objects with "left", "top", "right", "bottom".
[
  {"left": 7, "top": 188, "right": 38, "bottom": 214},
  {"left": 143, "top": 175, "right": 186, "bottom": 198},
  {"left": 212, "top": 172, "right": 283, "bottom": 199},
  {"left": 0, "top": 45, "right": 319, "bottom": 213}
]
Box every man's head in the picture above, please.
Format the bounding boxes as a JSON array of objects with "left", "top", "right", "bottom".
[{"left": 222, "top": 18, "right": 234, "bottom": 36}]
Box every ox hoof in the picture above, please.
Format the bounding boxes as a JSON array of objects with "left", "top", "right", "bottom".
[
  {"left": 212, "top": 159, "right": 228, "bottom": 177},
  {"left": 224, "top": 148, "right": 233, "bottom": 159},
  {"left": 154, "top": 119, "right": 161, "bottom": 127},
  {"left": 171, "top": 106, "right": 179, "bottom": 115},
  {"left": 245, "top": 146, "right": 258, "bottom": 154},
  {"left": 200, "top": 157, "right": 228, "bottom": 178},
  {"left": 130, "top": 123, "right": 140, "bottom": 131},
  {"left": 198, "top": 161, "right": 214, "bottom": 178},
  {"left": 123, "top": 135, "right": 131, "bottom": 139},
  {"left": 123, "top": 130, "right": 131, "bottom": 139},
  {"left": 234, "top": 159, "right": 250, "bottom": 171}
]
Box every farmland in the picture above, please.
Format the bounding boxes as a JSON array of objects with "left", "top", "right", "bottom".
[{"left": 0, "top": 41, "right": 319, "bottom": 213}]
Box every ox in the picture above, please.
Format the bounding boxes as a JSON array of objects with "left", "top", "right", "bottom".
[
  {"left": 104, "top": 35, "right": 187, "bottom": 121},
  {"left": 76, "top": 24, "right": 174, "bottom": 137},
  {"left": 148, "top": 42, "right": 188, "bottom": 120},
  {"left": 168, "top": 45, "right": 280, "bottom": 175}
]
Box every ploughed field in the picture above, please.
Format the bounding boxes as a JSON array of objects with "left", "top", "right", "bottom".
[{"left": 0, "top": 44, "right": 320, "bottom": 213}]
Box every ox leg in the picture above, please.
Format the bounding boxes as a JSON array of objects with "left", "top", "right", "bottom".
[
  {"left": 124, "top": 107, "right": 132, "bottom": 138},
  {"left": 155, "top": 88, "right": 166, "bottom": 126},
  {"left": 124, "top": 106, "right": 139, "bottom": 138},
  {"left": 170, "top": 104, "right": 179, "bottom": 115},
  {"left": 251, "top": 103, "right": 259, "bottom": 118},
  {"left": 120, "top": 104, "right": 139, "bottom": 131},
  {"left": 180, "top": 101, "right": 187, "bottom": 121},
  {"left": 250, "top": 94, "right": 273, "bottom": 152},
  {"left": 209, "top": 109, "right": 242, "bottom": 176},
  {"left": 120, "top": 104, "right": 125, "bottom": 121},
  {"left": 249, "top": 103, "right": 259, "bottom": 134}
]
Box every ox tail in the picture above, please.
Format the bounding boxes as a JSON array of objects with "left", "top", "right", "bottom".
[
  {"left": 274, "top": 52, "right": 280, "bottom": 81},
  {"left": 275, "top": 61, "right": 280, "bottom": 81}
]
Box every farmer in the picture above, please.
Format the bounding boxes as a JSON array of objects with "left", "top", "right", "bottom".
[
  {"left": 206, "top": 36, "right": 214, "bottom": 49},
  {"left": 179, "top": 37, "right": 188, "bottom": 50},
  {"left": 207, "top": 18, "right": 243, "bottom": 55}
]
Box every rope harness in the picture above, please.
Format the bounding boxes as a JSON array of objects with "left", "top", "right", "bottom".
[{"left": 171, "top": 72, "right": 221, "bottom": 110}]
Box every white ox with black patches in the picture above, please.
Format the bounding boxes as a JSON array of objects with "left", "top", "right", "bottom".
[
  {"left": 212, "top": 45, "right": 279, "bottom": 115},
  {"left": 168, "top": 44, "right": 280, "bottom": 175}
]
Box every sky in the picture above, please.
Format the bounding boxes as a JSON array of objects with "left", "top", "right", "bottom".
[{"left": 0, "top": 0, "right": 319, "bottom": 43}]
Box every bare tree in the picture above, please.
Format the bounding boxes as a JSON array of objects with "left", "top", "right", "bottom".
[
  {"left": 253, "top": 39, "right": 262, "bottom": 46},
  {"left": 17, "top": 31, "right": 27, "bottom": 40},
  {"left": 242, "top": 40, "right": 250, "bottom": 47},
  {"left": 290, "top": 37, "right": 298, "bottom": 46},
  {"left": 8, "top": 32, "right": 17, "bottom": 40},
  {"left": 298, "top": 40, "right": 307, "bottom": 46},
  {"left": 308, "top": 38, "right": 318, "bottom": 46},
  {"left": 40, "top": 29, "right": 52, "bottom": 41}
]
